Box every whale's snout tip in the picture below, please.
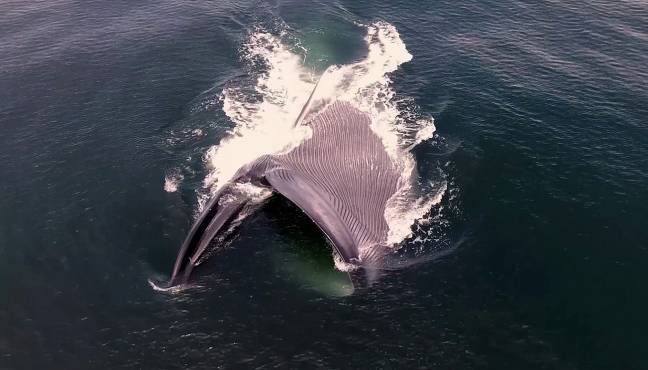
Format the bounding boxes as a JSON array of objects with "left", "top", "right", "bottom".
[{"left": 147, "top": 277, "right": 190, "bottom": 293}]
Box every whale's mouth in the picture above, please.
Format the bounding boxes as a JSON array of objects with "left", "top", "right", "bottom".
[
  {"left": 200, "top": 21, "right": 443, "bottom": 249},
  {"left": 159, "top": 21, "right": 455, "bottom": 291},
  {"left": 165, "top": 99, "right": 399, "bottom": 289}
]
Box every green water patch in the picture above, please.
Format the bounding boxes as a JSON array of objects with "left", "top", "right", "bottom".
[
  {"left": 279, "top": 7, "right": 366, "bottom": 70},
  {"left": 299, "top": 26, "right": 366, "bottom": 71},
  {"left": 271, "top": 240, "right": 354, "bottom": 297},
  {"left": 262, "top": 196, "right": 354, "bottom": 297}
]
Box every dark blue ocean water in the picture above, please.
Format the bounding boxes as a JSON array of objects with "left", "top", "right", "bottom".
[{"left": 1, "top": 0, "right": 647, "bottom": 369}]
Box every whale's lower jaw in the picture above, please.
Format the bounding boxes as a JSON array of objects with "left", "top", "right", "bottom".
[{"left": 167, "top": 100, "right": 400, "bottom": 288}]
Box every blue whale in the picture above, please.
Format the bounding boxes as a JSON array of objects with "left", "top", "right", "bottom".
[{"left": 164, "top": 81, "right": 402, "bottom": 288}]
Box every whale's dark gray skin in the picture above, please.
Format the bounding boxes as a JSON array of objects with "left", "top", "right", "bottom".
[{"left": 164, "top": 95, "right": 403, "bottom": 289}]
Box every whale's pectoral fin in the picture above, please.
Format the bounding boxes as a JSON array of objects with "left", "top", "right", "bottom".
[
  {"left": 167, "top": 183, "right": 252, "bottom": 286},
  {"left": 264, "top": 169, "right": 359, "bottom": 265}
]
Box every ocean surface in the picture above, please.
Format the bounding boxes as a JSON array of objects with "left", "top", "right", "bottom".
[{"left": 1, "top": 0, "right": 647, "bottom": 369}]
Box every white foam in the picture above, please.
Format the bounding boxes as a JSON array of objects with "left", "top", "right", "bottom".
[
  {"left": 201, "top": 21, "right": 442, "bottom": 248},
  {"left": 411, "top": 119, "right": 437, "bottom": 149},
  {"left": 164, "top": 170, "right": 184, "bottom": 193},
  {"left": 385, "top": 180, "right": 447, "bottom": 244},
  {"left": 333, "top": 253, "right": 358, "bottom": 272},
  {"left": 203, "top": 30, "right": 316, "bottom": 197}
]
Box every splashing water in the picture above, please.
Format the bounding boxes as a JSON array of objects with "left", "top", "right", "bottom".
[
  {"left": 164, "top": 169, "right": 184, "bottom": 193},
  {"left": 204, "top": 29, "right": 316, "bottom": 196},
  {"left": 201, "top": 21, "right": 444, "bottom": 253}
]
